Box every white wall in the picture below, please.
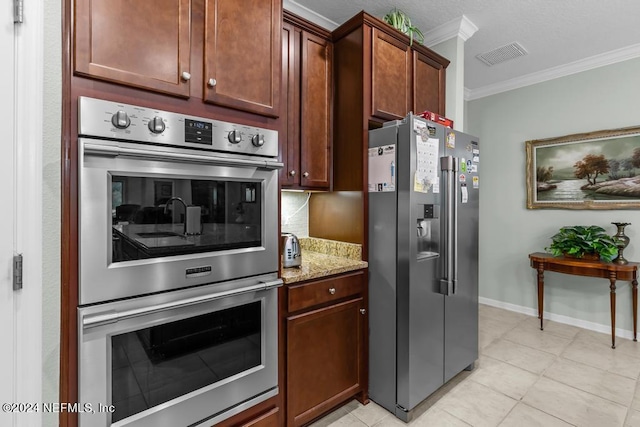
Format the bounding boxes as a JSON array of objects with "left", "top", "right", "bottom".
[
  {"left": 467, "top": 57, "right": 640, "bottom": 335},
  {"left": 42, "top": 0, "right": 61, "bottom": 424},
  {"left": 281, "top": 192, "right": 310, "bottom": 237}
]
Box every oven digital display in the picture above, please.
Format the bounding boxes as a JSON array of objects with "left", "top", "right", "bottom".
[{"left": 185, "top": 119, "right": 213, "bottom": 145}]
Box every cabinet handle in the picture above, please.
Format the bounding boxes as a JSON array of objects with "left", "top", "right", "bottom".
[
  {"left": 328, "top": 287, "right": 336, "bottom": 295},
  {"left": 303, "top": 172, "right": 309, "bottom": 178},
  {"left": 360, "top": 309, "right": 366, "bottom": 315},
  {"left": 181, "top": 71, "right": 191, "bottom": 81},
  {"left": 208, "top": 78, "right": 217, "bottom": 87},
  {"left": 289, "top": 170, "right": 296, "bottom": 176}
]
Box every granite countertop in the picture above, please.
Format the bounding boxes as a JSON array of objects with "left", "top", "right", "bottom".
[{"left": 280, "top": 237, "right": 368, "bottom": 284}]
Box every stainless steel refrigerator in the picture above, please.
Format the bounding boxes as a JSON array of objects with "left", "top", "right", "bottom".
[{"left": 367, "top": 114, "right": 479, "bottom": 422}]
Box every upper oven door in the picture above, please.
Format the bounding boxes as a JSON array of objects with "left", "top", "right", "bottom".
[{"left": 79, "top": 138, "right": 281, "bottom": 305}]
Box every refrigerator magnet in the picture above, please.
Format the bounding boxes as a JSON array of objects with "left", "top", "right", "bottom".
[
  {"left": 472, "top": 176, "right": 479, "bottom": 189},
  {"left": 459, "top": 174, "right": 466, "bottom": 183},
  {"left": 460, "top": 158, "right": 467, "bottom": 172},
  {"left": 461, "top": 184, "right": 468, "bottom": 203},
  {"left": 446, "top": 132, "right": 455, "bottom": 148}
]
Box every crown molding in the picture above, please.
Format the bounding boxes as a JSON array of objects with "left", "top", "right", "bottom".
[
  {"left": 424, "top": 15, "right": 478, "bottom": 47},
  {"left": 466, "top": 42, "right": 640, "bottom": 101},
  {"left": 282, "top": 0, "right": 338, "bottom": 30}
]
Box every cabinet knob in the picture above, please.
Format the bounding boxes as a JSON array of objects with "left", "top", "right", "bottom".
[
  {"left": 181, "top": 71, "right": 191, "bottom": 81},
  {"left": 360, "top": 308, "right": 366, "bottom": 315},
  {"left": 328, "top": 287, "right": 336, "bottom": 295},
  {"left": 289, "top": 170, "right": 296, "bottom": 176},
  {"left": 208, "top": 78, "right": 217, "bottom": 87},
  {"left": 303, "top": 172, "right": 309, "bottom": 178}
]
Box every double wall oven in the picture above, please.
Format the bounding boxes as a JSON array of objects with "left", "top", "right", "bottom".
[{"left": 77, "top": 97, "right": 282, "bottom": 427}]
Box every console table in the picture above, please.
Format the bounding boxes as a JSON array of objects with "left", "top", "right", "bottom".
[{"left": 528, "top": 252, "right": 638, "bottom": 349}]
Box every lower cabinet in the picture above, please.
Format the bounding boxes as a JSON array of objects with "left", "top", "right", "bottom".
[{"left": 284, "top": 270, "right": 368, "bottom": 426}]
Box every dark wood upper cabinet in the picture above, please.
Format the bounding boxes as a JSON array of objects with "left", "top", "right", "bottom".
[
  {"left": 299, "top": 31, "right": 332, "bottom": 189},
  {"left": 280, "top": 12, "right": 333, "bottom": 190},
  {"left": 204, "top": 0, "right": 282, "bottom": 117},
  {"left": 74, "top": 0, "right": 192, "bottom": 97},
  {"left": 371, "top": 28, "right": 411, "bottom": 121},
  {"left": 74, "top": 0, "right": 281, "bottom": 117},
  {"left": 413, "top": 50, "right": 446, "bottom": 116}
]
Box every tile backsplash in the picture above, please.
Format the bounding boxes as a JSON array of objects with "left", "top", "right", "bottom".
[{"left": 281, "top": 191, "right": 310, "bottom": 237}]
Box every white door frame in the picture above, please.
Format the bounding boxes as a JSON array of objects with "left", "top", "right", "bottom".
[
  {"left": 1, "top": 1, "right": 44, "bottom": 426},
  {"left": 0, "top": 2, "right": 18, "bottom": 424}
]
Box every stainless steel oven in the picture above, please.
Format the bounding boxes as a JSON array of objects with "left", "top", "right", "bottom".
[
  {"left": 78, "top": 274, "right": 280, "bottom": 427},
  {"left": 78, "top": 97, "right": 282, "bottom": 305},
  {"left": 76, "top": 97, "right": 283, "bottom": 426}
]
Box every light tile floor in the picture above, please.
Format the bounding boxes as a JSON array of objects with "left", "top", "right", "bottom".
[{"left": 309, "top": 304, "right": 640, "bottom": 427}]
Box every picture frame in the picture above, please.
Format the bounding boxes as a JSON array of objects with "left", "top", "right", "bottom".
[{"left": 526, "top": 126, "right": 640, "bottom": 209}]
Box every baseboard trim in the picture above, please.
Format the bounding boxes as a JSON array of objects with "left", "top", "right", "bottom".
[{"left": 479, "top": 297, "right": 636, "bottom": 341}]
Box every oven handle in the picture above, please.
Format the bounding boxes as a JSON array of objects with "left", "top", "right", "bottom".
[
  {"left": 81, "top": 279, "right": 283, "bottom": 329},
  {"left": 83, "top": 142, "right": 284, "bottom": 170}
]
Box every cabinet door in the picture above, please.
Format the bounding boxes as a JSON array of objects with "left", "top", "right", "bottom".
[
  {"left": 74, "top": 0, "right": 191, "bottom": 97},
  {"left": 280, "top": 23, "right": 300, "bottom": 187},
  {"left": 370, "top": 28, "right": 411, "bottom": 121},
  {"left": 299, "top": 32, "right": 332, "bottom": 189},
  {"left": 287, "top": 298, "right": 365, "bottom": 426},
  {"left": 413, "top": 50, "right": 446, "bottom": 115},
  {"left": 204, "top": 0, "right": 282, "bottom": 117}
]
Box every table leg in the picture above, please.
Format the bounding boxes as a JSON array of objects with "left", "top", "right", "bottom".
[
  {"left": 609, "top": 275, "right": 617, "bottom": 349},
  {"left": 537, "top": 265, "right": 544, "bottom": 330},
  {"left": 633, "top": 278, "right": 638, "bottom": 342}
]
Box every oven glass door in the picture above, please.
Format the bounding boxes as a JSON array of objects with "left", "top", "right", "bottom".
[
  {"left": 79, "top": 139, "right": 280, "bottom": 305},
  {"left": 112, "top": 300, "right": 261, "bottom": 422},
  {"left": 111, "top": 175, "right": 263, "bottom": 262},
  {"left": 78, "top": 276, "right": 280, "bottom": 427}
]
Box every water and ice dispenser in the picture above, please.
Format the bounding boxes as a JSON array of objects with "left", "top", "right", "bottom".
[{"left": 417, "top": 203, "right": 440, "bottom": 259}]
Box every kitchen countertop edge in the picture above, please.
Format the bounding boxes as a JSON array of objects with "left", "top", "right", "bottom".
[{"left": 280, "top": 249, "right": 368, "bottom": 285}]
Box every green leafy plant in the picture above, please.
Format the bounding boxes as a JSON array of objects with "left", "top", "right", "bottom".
[
  {"left": 383, "top": 8, "right": 424, "bottom": 46},
  {"left": 545, "top": 225, "right": 618, "bottom": 262}
]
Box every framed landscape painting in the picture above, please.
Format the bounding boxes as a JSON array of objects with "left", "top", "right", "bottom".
[{"left": 526, "top": 126, "right": 640, "bottom": 209}]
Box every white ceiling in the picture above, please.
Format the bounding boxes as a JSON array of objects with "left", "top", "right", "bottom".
[{"left": 284, "top": 0, "right": 640, "bottom": 100}]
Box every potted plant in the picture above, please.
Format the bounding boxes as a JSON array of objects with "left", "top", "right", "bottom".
[
  {"left": 545, "top": 225, "right": 618, "bottom": 262},
  {"left": 383, "top": 8, "right": 424, "bottom": 46}
]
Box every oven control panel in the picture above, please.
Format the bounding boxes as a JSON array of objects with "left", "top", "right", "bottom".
[{"left": 78, "top": 97, "right": 278, "bottom": 158}]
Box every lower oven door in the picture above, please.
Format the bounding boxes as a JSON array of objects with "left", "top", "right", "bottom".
[{"left": 78, "top": 274, "right": 281, "bottom": 427}]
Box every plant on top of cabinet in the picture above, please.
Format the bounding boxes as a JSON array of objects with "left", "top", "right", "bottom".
[{"left": 383, "top": 8, "right": 424, "bottom": 46}]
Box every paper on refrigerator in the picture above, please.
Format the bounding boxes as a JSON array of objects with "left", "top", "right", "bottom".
[
  {"left": 413, "top": 122, "right": 439, "bottom": 193},
  {"left": 368, "top": 145, "right": 396, "bottom": 192}
]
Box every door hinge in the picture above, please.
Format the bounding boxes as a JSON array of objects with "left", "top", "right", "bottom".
[
  {"left": 13, "top": 254, "right": 23, "bottom": 290},
  {"left": 14, "top": 0, "right": 24, "bottom": 24}
]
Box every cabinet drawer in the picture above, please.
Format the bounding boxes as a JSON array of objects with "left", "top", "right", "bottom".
[
  {"left": 288, "top": 270, "right": 364, "bottom": 312},
  {"left": 241, "top": 407, "right": 279, "bottom": 427}
]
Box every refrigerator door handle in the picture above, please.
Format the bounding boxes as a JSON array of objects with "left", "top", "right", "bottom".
[{"left": 440, "top": 156, "right": 458, "bottom": 296}]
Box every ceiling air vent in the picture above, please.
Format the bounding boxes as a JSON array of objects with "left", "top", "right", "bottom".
[{"left": 476, "top": 42, "right": 527, "bottom": 66}]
